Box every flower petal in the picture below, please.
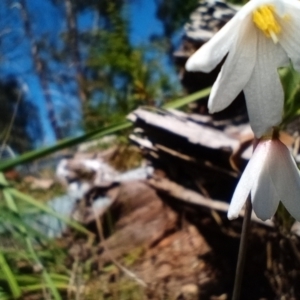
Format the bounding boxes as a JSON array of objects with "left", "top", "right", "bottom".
[
  {"left": 251, "top": 141, "right": 280, "bottom": 220},
  {"left": 185, "top": 14, "right": 240, "bottom": 73},
  {"left": 278, "top": 5, "right": 300, "bottom": 72},
  {"left": 238, "top": 0, "right": 279, "bottom": 19},
  {"left": 251, "top": 182, "right": 280, "bottom": 220},
  {"left": 268, "top": 140, "right": 300, "bottom": 221},
  {"left": 228, "top": 142, "right": 266, "bottom": 220},
  {"left": 208, "top": 17, "right": 256, "bottom": 113},
  {"left": 243, "top": 32, "right": 288, "bottom": 138}
]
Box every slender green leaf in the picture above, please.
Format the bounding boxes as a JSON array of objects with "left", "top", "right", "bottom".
[
  {"left": 0, "top": 252, "right": 21, "bottom": 299},
  {"left": 0, "top": 88, "right": 211, "bottom": 171},
  {"left": 25, "top": 237, "right": 62, "bottom": 300},
  {"left": 0, "top": 273, "right": 69, "bottom": 284},
  {"left": 0, "top": 292, "right": 10, "bottom": 300},
  {"left": 163, "top": 87, "right": 211, "bottom": 109},
  {"left": 21, "top": 283, "right": 68, "bottom": 292},
  {"left": 0, "top": 172, "right": 91, "bottom": 236},
  {"left": 1, "top": 174, "right": 72, "bottom": 300},
  {"left": 7, "top": 188, "right": 92, "bottom": 236},
  {"left": 0, "top": 207, "right": 47, "bottom": 241},
  {"left": 0, "top": 121, "right": 131, "bottom": 171},
  {"left": 278, "top": 64, "right": 300, "bottom": 125}
]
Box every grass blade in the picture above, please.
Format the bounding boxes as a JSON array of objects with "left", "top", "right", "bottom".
[
  {"left": 0, "top": 252, "right": 21, "bottom": 299},
  {"left": 0, "top": 88, "right": 211, "bottom": 171},
  {"left": 163, "top": 87, "right": 211, "bottom": 109},
  {"left": 25, "top": 237, "right": 62, "bottom": 300},
  {"left": 7, "top": 188, "right": 92, "bottom": 236},
  {"left": 0, "top": 121, "right": 131, "bottom": 172}
]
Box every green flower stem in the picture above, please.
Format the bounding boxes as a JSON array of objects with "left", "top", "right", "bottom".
[
  {"left": 232, "top": 137, "right": 259, "bottom": 300},
  {"left": 232, "top": 197, "right": 252, "bottom": 300}
]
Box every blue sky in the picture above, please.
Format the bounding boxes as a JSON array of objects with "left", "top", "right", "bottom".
[{"left": 129, "top": 0, "right": 163, "bottom": 45}]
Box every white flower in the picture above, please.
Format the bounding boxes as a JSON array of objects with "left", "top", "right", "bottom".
[
  {"left": 228, "top": 138, "right": 300, "bottom": 221},
  {"left": 185, "top": 0, "right": 300, "bottom": 138}
]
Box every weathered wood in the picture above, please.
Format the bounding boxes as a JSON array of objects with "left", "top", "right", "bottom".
[
  {"left": 148, "top": 177, "right": 273, "bottom": 227},
  {"left": 128, "top": 108, "right": 240, "bottom": 150}
]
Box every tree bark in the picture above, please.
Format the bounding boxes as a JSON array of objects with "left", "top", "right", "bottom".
[
  {"left": 64, "top": 0, "right": 87, "bottom": 104},
  {"left": 19, "top": 0, "right": 63, "bottom": 140}
]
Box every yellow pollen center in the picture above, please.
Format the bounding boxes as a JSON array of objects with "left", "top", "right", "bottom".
[{"left": 252, "top": 5, "right": 281, "bottom": 43}]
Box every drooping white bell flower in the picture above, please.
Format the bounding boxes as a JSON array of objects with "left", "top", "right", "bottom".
[
  {"left": 228, "top": 137, "right": 300, "bottom": 221},
  {"left": 185, "top": 0, "right": 300, "bottom": 138}
]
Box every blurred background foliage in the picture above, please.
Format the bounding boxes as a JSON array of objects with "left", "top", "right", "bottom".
[
  {"left": 0, "top": 0, "right": 202, "bottom": 148},
  {"left": 82, "top": 1, "right": 177, "bottom": 130},
  {"left": 0, "top": 0, "right": 206, "bottom": 298}
]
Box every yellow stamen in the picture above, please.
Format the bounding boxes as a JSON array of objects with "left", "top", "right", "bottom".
[{"left": 253, "top": 5, "right": 281, "bottom": 43}]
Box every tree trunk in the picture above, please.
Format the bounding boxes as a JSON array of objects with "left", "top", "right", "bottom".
[
  {"left": 19, "top": 0, "right": 63, "bottom": 140},
  {"left": 64, "top": 0, "right": 87, "bottom": 104}
]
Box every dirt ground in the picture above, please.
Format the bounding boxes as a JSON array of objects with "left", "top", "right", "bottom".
[{"left": 60, "top": 180, "right": 300, "bottom": 300}]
